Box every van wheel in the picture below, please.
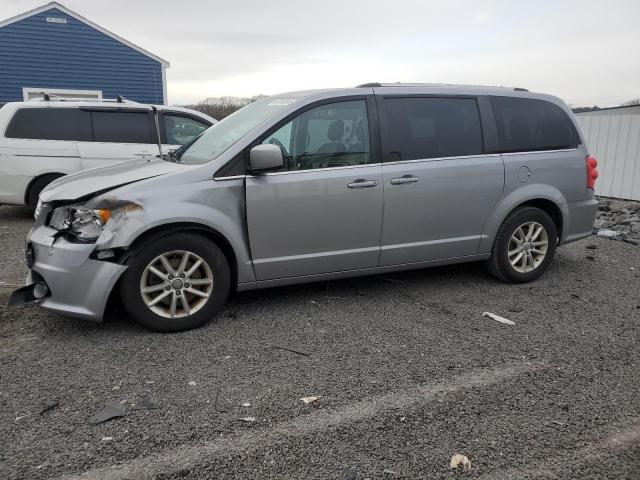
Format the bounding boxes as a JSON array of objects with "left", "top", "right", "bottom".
[
  {"left": 120, "top": 233, "right": 231, "bottom": 332},
  {"left": 486, "top": 206, "right": 558, "bottom": 283},
  {"left": 27, "top": 174, "right": 64, "bottom": 208}
]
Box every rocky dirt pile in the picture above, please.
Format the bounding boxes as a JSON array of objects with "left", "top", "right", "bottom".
[{"left": 594, "top": 197, "right": 640, "bottom": 244}]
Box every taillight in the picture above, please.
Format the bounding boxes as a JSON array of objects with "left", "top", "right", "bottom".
[{"left": 586, "top": 155, "right": 598, "bottom": 189}]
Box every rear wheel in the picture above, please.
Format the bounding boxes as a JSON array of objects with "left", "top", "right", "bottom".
[
  {"left": 120, "top": 233, "right": 230, "bottom": 332},
  {"left": 27, "top": 174, "right": 64, "bottom": 208},
  {"left": 486, "top": 206, "right": 558, "bottom": 283}
]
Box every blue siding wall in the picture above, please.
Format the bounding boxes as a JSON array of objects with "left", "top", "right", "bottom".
[{"left": 0, "top": 8, "right": 164, "bottom": 103}]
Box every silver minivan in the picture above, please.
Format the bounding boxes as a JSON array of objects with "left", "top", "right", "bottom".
[{"left": 10, "top": 84, "right": 599, "bottom": 332}]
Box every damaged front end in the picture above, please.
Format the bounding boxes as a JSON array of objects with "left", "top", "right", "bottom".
[
  {"left": 9, "top": 278, "right": 50, "bottom": 306},
  {"left": 46, "top": 196, "right": 143, "bottom": 244},
  {"left": 48, "top": 205, "right": 113, "bottom": 242},
  {"left": 8, "top": 195, "right": 144, "bottom": 320}
]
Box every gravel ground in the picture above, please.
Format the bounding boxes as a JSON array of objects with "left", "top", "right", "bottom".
[
  {"left": 0, "top": 205, "right": 639, "bottom": 480},
  {"left": 594, "top": 197, "right": 640, "bottom": 244}
]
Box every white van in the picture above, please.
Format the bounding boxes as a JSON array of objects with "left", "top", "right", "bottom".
[{"left": 0, "top": 98, "right": 215, "bottom": 207}]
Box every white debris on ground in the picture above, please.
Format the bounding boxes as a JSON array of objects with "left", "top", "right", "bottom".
[
  {"left": 300, "top": 396, "right": 321, "bottom": 404},
  {"left": 450, "top": 453, "right": 471, "bottom": 472},
  {"left": 482, "top": 312, "right": 515, "bottom": 326}
]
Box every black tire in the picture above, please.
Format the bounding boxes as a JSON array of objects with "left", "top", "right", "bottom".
[
  {"left": 486, "top": 206, "right": 558, "bottom": 283},
  {"left": 27, "top": 174, "right": 64, "bottom": 208},
  {"left": 120, "top": 233, "right": 231, "bottom": 332}
]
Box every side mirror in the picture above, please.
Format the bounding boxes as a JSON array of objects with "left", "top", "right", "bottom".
[{"left": 249, "top": 144, "right": 284, "bottom": 173}]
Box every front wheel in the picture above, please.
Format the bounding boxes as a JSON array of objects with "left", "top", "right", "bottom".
[
  {"left": 486, "top": 206, "right": 558, "bottom": 283},
  {"left": 120, "top": 233, "right": 230, "bottom": 332}
]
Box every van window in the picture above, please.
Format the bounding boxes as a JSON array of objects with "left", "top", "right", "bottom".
[
  {"left": 162, "top": 114, "right": 209, "bottom": 145},
  {"left": 491, "top": 96, "right": 580, "bottom": 153},
  {"left": 91, "top": 111, "right": 154, "bottom": 143},
  {"left": 262, "top": 100, "right": 370, "bottom": 171},
  {"left": 381, "top": 97, "right": 483, "bottom": 161},
  {"left": 5, "top": 108, "right": 91, "bottom": 141}
]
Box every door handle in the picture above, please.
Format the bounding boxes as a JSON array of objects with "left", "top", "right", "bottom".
[
  {"left": 390, "top": 175, "right": 420, "bottom": 185},
  {"left": 347, "top": 179, "right": 378, "bottom": 188}
]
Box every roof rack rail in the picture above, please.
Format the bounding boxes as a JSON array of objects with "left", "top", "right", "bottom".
[
  {"left": 33, "top": 94, "right": 139, "bottom": 103},
  {"left": 355, "top": 82, "right": 530, "bottom": 92}
]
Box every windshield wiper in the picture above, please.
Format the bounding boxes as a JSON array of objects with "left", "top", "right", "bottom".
[{"left": 165, "top": 149, "right": 181, "bottom": 163}]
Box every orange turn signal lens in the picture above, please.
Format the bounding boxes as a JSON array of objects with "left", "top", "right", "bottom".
[{"left": 96, "top": 209, "right": 111, "bottom": 224}]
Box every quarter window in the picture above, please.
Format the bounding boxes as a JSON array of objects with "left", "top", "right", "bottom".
[
  {"left": 491, "top": 96, "right": 580, "bottom": 153},
  {"left": 382, "top": 97, "right": 484, "bottom": 161},
  {"left": 5, "top": 108, "right": 91, "bottom": 141},
  {"left": 262, "top": 100, "right": 371, "bottom": 171},
  {"left": 163, "top": 114, "right": 209, "bottom": 145}
]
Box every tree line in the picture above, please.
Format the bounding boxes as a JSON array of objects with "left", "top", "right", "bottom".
[{"left": 182, "top": 95, "right": 266, "bottom": 120}]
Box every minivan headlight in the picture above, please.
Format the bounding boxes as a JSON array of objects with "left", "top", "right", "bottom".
[{"left": 49, "top": 206, "right": 111, "bottom": 241}]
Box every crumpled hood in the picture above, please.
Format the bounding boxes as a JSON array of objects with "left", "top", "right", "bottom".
[{"left": 39, "top": 159, "right": 185, "bottom": 202}]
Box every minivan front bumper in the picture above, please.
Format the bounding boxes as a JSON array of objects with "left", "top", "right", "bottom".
[{"left": 13, "top": 226, "right": 126, "bottom": 321}]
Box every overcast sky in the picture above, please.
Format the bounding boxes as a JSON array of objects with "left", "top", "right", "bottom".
[{"left": 2, "top": 0, "right": 639, "bottom": 106}]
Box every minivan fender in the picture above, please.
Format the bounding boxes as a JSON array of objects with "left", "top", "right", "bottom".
[
  {"left": 478, "top": 183, "right": 569, "bottom": 254},
  {"left": 94, "top": 198, "right": 255, "bottom": 285}
]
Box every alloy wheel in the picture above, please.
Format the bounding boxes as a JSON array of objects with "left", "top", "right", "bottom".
[
  {"left": 508, "top": 221, "right": 549, "bottom": 273},
  {"left": 139, "top": 250, "right": 214, "bottom": 319}
]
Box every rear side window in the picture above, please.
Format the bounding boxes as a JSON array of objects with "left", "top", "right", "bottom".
[
  {"left": 91, "top": 111, "right": 154, "bottom": 143},
  {"left": 5, "top": 108, "right": 91, "bottom": 141},
  {"left": 491, "top": 96, "right": 580, "bottom": 153},
  {"left": 381, "top": 97, "right": 484, "bottom": 161}
]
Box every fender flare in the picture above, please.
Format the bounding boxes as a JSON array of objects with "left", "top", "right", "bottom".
[{"left": 479, "top": 184, "right": 568, "bottom": 253}]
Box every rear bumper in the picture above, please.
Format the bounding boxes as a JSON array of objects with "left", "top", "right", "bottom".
[
  {"left": 562, "top": 195, "right": 598, "bottom": 244},
  {"left": 19, "top": 226, "right": 126, "bottom": 321}
]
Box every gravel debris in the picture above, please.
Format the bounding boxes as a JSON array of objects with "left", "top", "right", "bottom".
[{"left": 594, "top": 197, "right": 640, "bottom": 243}]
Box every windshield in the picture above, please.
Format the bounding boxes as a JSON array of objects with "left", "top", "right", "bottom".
[{"left": 178, "top": 97, "right": 298, "bottom": 165}]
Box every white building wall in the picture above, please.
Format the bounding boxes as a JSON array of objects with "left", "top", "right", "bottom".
[{"left": 576, "top": 107, "right": 640, "bottom": 201}]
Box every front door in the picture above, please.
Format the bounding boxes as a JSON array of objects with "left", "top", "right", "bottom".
[
  {"left": 246, "top": 98, "right": 383, "bottom": 280},
  {"left": 377, "top": 95, "right": 504, "bottom": 265}
]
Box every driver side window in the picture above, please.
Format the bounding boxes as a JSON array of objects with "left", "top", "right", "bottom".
[{"left": 262, "top": 100, "right": 370, "bottom": 171}]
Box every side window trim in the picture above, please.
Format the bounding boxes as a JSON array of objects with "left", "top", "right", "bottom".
[
  {"left": 477, "top": 95, "right": 499, "bottom": 154},
  {"left": 377, "top": 94, "right": 486, "bottom": 163}
]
